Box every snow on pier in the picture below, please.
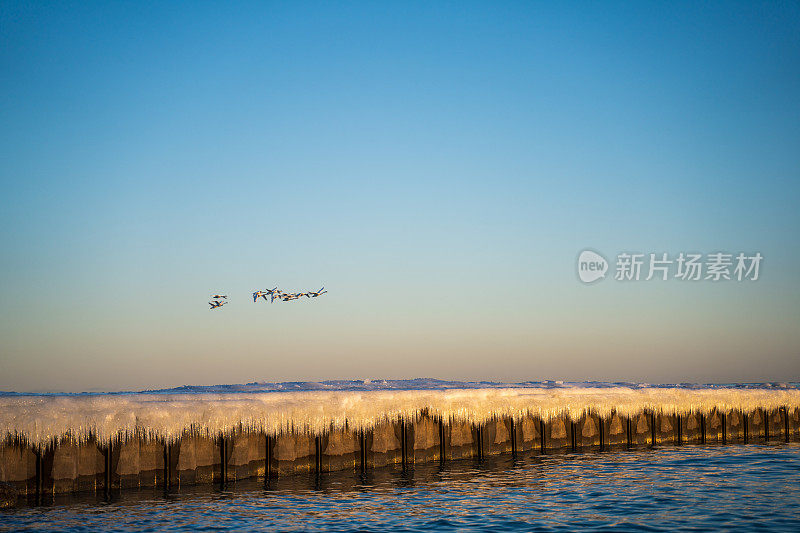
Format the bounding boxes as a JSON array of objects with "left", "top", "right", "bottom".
[{"left": 3, "top": 380, "right": 799, "bottom": 447}]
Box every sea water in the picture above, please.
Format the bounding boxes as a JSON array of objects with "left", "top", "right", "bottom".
[{"left": 3, "top": 444, "right": 799, "bottom": 532}]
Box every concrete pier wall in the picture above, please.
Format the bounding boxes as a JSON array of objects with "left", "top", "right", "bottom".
[{"left": 2, "top": 407, "right": 799, "bottom": 499}]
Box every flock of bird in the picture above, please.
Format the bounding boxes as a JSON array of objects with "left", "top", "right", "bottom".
[
  {"left": 253, "top": 287, "right": 327, "bottom": 303},
  {"left": 208, "top": 294, "right": 228, "bottom": 309},
  {"left": 208, "top": 287, "right": 326, "bottom": 309}
]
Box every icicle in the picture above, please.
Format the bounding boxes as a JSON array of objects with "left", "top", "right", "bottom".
[{"left": 1, "top": 385, "right": 798, "bottom": 448}]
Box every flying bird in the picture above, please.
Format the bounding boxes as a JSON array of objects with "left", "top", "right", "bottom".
[
  {"left": 209, "top": 300, "right": 227, "bottom": 309},
  {"left": 307, "top": 287, "right": 327, "bottom": 297}
]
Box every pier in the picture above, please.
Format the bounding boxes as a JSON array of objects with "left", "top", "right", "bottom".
[{"left": 2, "top": 386, "right": 799, "bottom": 500}]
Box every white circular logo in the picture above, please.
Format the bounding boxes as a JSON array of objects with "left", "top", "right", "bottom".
[{"left": 577, "top": 250, "right": 608, "bottom": 283}]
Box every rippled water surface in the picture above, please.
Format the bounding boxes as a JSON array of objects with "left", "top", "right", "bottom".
[{"left": 3, "top": 445, "right": 800, "bottom": 532}]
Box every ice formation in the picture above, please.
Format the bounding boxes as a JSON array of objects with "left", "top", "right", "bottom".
[{"left": 2, "top": 380, "right": 799, "bottom": 448}]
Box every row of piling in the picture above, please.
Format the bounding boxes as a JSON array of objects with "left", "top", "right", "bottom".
[
  {"left": 120, "top": 408, "right": 797, "bottom": 491},
  {"left": 4, "top": 406, "right": 798, "bottom": 503}
]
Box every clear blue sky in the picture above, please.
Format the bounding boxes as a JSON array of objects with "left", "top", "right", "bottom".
[{"left": 1, "top": 1, "right": 799, "bottom": 392}]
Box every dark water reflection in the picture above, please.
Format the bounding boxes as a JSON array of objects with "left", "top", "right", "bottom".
[{"left": 3, "top": 444, "right": 800, "bottom": 531}]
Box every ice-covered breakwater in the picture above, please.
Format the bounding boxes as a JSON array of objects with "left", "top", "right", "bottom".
[
  {"left": 2, "top": 380, "right": 800, "bottom": 498},
  {"left": 2, "top": 382, "right": 800, "bottom": 447}
]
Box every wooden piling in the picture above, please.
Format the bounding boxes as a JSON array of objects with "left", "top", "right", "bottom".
[
  {"left": 314, "top": 436, "right": 322, "bottom": 475},
  {"left": 400, "top": 420, "right": 407, "bottom": 469},
  {"left": 539, "top": 420, "right": 546, "bottom": 454},
  {"left": 438, "top": 419, "right": 446, "bottom": 462},
  {"left": 265, "top": 434, "right": 273, "bottom": 481},
  {"left": 626, "top": 417, "right": 632, "bottom": 449},
  {"left": 784, "top": 407, "right": 790, "bottom": 443},
  {"left": 743, "top": 413, "right": 749, "bottom": 444},
  {"left": 509, "top": 418, "right": 517, "bottom": 456},
  {"left": 218, "top": 436, "right": 227, "bottom": 486},
  {"left": 359, "top": 430, "right": 366, "bottom": 473},
  {"left": 34, "top": 448, "right": 42, "bottom": 502},
  {"left": 700, "top": 414, "right": 706, "bottom": 445},
  {"left": 650, "top": 412, "right": 657, "bottom": 447},
  {"left": 598, "top": 415, "right": 604, "bottom": 451},
  {"left": 475, "top": 424, "right": 484, "bottom": 460},
  {"left": 103, "top": 443, "right": 112, "bottom": 498},
  {"left": 570, "top": 422, "right": 577, "bottom": 452},
  {"left": 163, "top": 442, "right": 171, "bottom": 491}
]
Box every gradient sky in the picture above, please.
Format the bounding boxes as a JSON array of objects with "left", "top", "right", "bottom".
[{"left": 1, "top": 1, "right": 799, "bottom": 392}]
